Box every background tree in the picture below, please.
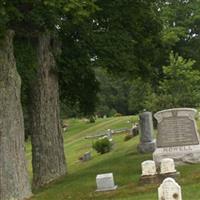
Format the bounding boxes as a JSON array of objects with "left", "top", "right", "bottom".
[
  {"left": 158, "top": 0, "right": 200, "bottom": 67},
  {"left": 11, "top": 0, "right": 97, "bottom": 189},
  {"left": 59, "top": 0, "right": 163, "bottom": 117},
  {"left": 145, "top": 52, "right": 200, "bottom": 112}
]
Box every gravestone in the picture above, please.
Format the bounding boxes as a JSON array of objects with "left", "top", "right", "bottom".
[
  {"left": 107, "top": 129, "right": 112, "bottom": 139},
  {"left": 140, "top": 160, "right": 158, "bottom": 184},
  {"left": 158, "top": 178, "right": 182, "bottom": 200},
  {"left": 130, "top": 123, "right": 139, "bottom": 137},
  {"left": 153, "top": 108, "right": 200, "bottom": 164},
  {"left": 141, "top": 160, "right": 157, "bottom": 176},
  {"left": 160, "top": 158, "right": 176, "bottom": 174},
  {"left": 83, "top": 152, "right": 91, "bottom": 161},
  {"left": 138, "top": 112, "right": 155, "bottom": 153},
  {"left": 96, "top": 173, "right": 117, "bottom": 192}
]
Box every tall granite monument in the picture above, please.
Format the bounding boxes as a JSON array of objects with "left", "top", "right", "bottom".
[
  {"left": 138, "top": 112, "right": 155, "bottom": 153},
  {"left": 153, "top": 108, "right": 200, "bottom": 164}
]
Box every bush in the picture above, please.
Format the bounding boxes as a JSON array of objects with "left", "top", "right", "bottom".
[
  {"left": 92, "top": 137, "right": 112, "bottom": 154},
  {"left": 114, "top": 113, "right": 123, "bottom": 117},
  {"left": 89, "top": 116, "right": 95, "bottom": 123}
]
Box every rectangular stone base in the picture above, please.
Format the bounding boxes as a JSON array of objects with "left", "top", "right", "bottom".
[
  {"left": 137, "top": 141, "right": 156, "bottom": 153},
  {"left": 96, "top": 185, "right": 118, "bottom": 192},
  {"left": 140, "top": 172, "right": 180, "bottom": 185},
  {"left": 153, "top": 145, "right": 200, "bottom": 165}
]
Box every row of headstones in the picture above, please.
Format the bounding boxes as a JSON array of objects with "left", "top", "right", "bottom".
[
  {"left": 96, "top": 173, "right": 182, "bottom": 200},
  {"left": 142, "top": 158, "right": 176, "bottom": 176}
]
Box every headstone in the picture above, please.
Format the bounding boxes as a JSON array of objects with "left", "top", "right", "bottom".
[
  {"left": 141, "top": 160, "right": 157, "bottom": 176},
  {"left": 107, "top": 129, "right": 112, "bottom": 138},
  {"left": 130, "top": 123, "right": 139, "bottom": 137},
  {"left": 153, "top": 108, "right": 200, "bottom": 164},
  {"left": 158, "top": 178, "right": 182, "bottom": 200},
  {"left": 83, "top": 152, "right": 91, "bottom": 161},
  {"left": 138, "top": 112, "right": 156, "bottom": 153},
  {"left": 96, "top": 173, "right": 117, "bottom": 192},
  {"left": 160, "top": 158, "right": 176, "bottom": 174}
]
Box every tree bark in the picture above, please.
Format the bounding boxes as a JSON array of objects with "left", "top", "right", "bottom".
[
  {"left": 31, "top": 33, "right": 67, "bottom": 189},
  {"left": 0, "top": 30, "right": 32, "bottom": 200}
]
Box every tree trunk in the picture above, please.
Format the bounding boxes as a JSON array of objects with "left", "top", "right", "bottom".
[
  {"left": 0, "top": 30, "right": 32, "bottom": 200},
  {"left": 31, "top": 33, "right": 67, "bottom": 189}
]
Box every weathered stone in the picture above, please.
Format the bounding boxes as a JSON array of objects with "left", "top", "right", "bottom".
[
  {"left": 155, "top": 108, "right": 199, "bottom": 148},
  {"left": 141, "top": 160, "right": 157, "bottom": 176},
  {"left": 138, "top": 112, "right": 155, "bottom": 153},
  {"left": 96, "top": 173, "right": 117, "bottom": 192},
  {"left": 153, "top": 108, "right": 200, "bottom": 164},
  {"left": 160, "top": 158, "right": 176, "bottom": 174},
  {"left": 158, "top": 178, "right": 182, "bottom": 200},
  {"left": 138, "top": 141, "right": 156, "bottom": 153},
  {"left": 83, "top": 152, "right": 91, "bottom": 161},
  {"left": 130, "top": 123, "right": 139, "bottom": 137}
]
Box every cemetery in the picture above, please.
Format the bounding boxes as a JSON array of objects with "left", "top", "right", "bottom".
[
  {"left": 25, "top": 113, "right": 200, "bottom": 200},
  {"left": 1, "top": 1, "right": 200, "bottom": 200}
]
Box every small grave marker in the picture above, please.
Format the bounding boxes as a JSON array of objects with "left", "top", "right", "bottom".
[
  {"left": 141, "top": 160, "right": 157, "bottom": 176},
  {"left": 96, "top": 173, "right": 117, "bottom": 192},
  {"left": 160, "top": 158, "right": 176, "bottom": 174},
  {"left": 158, "top": 178, "right": 182, "bottom": 200}
]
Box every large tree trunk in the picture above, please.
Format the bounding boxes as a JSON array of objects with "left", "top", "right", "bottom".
[
  {"left": 31, "top": 33, "right": 67, "bottom": 189},
  {"left": 0, "top": 30, "right": 32, "bottom": 200}
]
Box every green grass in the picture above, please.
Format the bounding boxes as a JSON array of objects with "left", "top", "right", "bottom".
[{"left": 28, "top": 116, "right": 200, "bottom": 200}]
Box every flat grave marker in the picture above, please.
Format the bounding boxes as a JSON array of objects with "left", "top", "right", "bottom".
[{"left": 96, "top": 173, "right": 117, "bottom": 192}]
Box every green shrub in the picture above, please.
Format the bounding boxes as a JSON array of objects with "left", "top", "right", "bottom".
[
  {"left": 114, "top": 113, "right": 123, "bottom": 117},
  {"left": 92, "top": 137, "right": 112, "bottom": 154},
  {"left": 89, "top": 116, "right": 95, "bottom": 123}
]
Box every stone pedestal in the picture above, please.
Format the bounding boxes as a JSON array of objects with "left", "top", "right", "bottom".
[
  {"left": 153, "top": 145, "right": 200, "bottom": 165},
  {"left": 138, "top": 112, "right": 155, "bottom": 153},
  {"left": 138, "top": 141, "right": 155, "bottom": 153}
]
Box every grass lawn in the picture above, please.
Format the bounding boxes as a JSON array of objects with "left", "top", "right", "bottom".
[{"left": 27, "top": 116, "right": 200, "bottom": 200}]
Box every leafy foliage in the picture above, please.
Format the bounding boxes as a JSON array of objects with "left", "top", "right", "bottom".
[
  {"left": 158, "top": 0, "right": 200, "bottom": 67},
  {"left": 92, "top": 0, "right": 162, "bottom": 80},
  {"left": 146, "top": 52, "right": 200, "bottom": 112},
  {"left": 92, "top": 137, "right": 112, "bottom": 154}
]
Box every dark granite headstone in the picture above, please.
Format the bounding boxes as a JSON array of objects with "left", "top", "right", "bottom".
[{"left": 138, "top": 112, "right": 155, "bottom": 153}]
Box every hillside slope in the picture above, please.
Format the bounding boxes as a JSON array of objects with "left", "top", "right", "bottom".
[{"left": 28, "top": 116, "right": 200, "bottom": 200}]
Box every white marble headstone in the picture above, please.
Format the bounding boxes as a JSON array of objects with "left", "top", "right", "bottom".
[
  {"left": 158, "top": 178, "right": 182, "bottom": 200},
  {"left": 160, "top": 158, "right": 176, "bottom": 174},
  {"left": 96, "top": 173, "right": 117, "bottom": 192},
  {"left": 141, "top": 160, "right": 157, "bottom": 176}
]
